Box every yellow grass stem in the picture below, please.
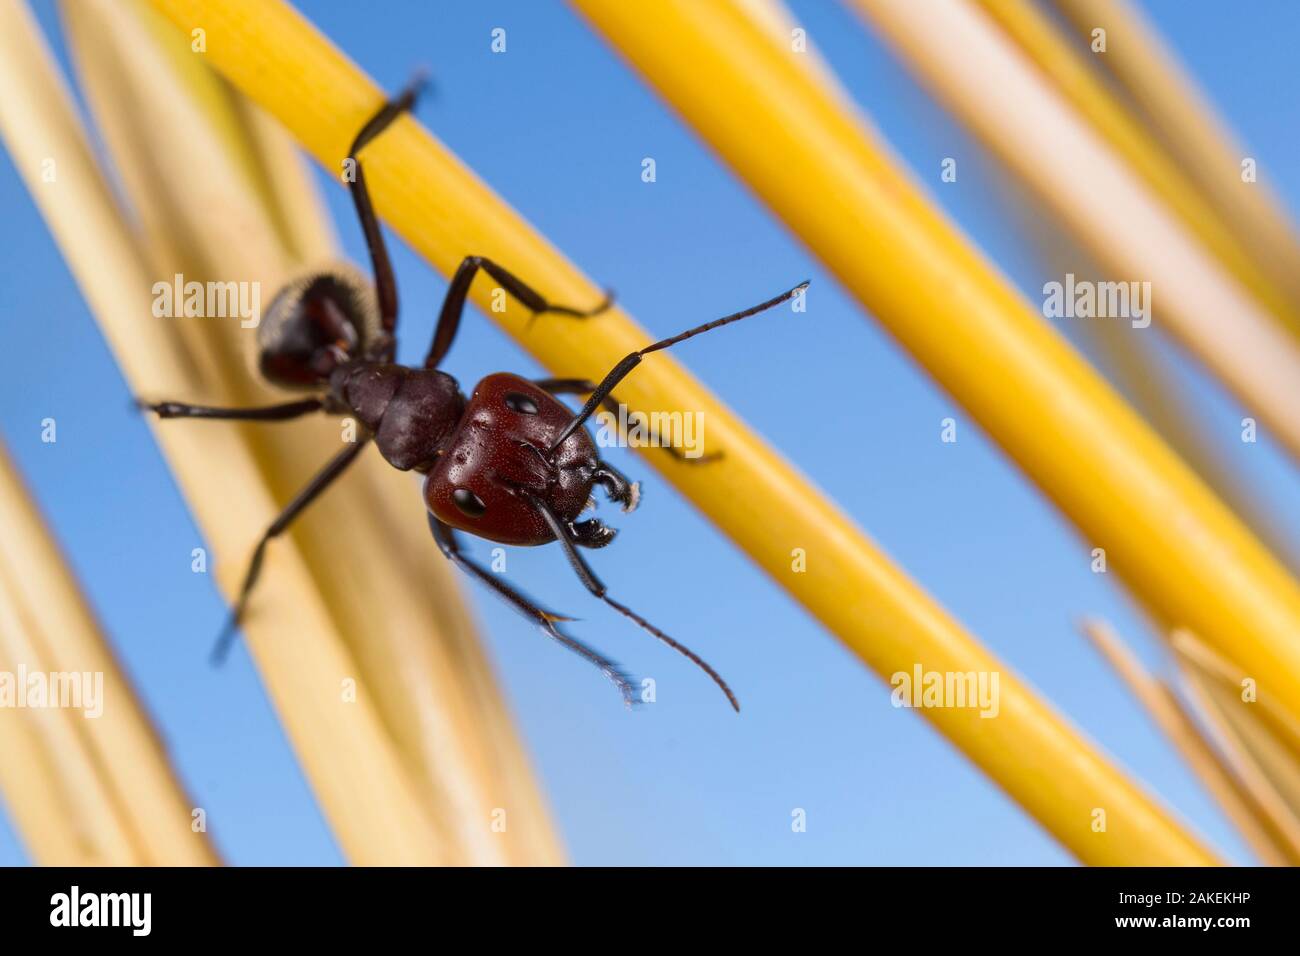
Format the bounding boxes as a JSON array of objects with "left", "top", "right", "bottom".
[
  {"left": 1080, "top": 619, "right": 1285, "bottom": 866},
  {"left": 573, "top": 0, "right": 1300, "bottom": 729},
  {"left": 1051, "top": 0, "right": 1300, "bottom": 312},
  {"left": 0, "top": 442, "right": 219, "bottom": 865},
  {"left": 975, "top": 0, "right": 1300, "bottom": 343},
  {"left": 61, "top": 0, "right": 562, "bottom": 866},
  {"left": 142, "top": 0, "right": 1222, "bottom": 865},
  {"left": 851, "top": 0, "right": 1300, "bottom": 463}
]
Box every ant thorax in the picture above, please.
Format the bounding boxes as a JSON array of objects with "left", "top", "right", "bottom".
[{"left": 331, "top": 361, "right": 464, "bottom": 472}]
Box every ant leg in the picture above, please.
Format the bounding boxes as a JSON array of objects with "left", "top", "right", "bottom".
[
  {"left": 426, "top": 515, "right": 573, "bottom": 623},
  {"left": 423, "top": 257, "right": 613, "bottom": 369},
  {"left": 140, "top": 398, "right": 324, "bottom": 421},
  {"left": 427, "top": 515, "right": 636, "bottom": 707},
  {"left": 547, "top": 280, "right": 808, "bottom": 454},
  {"left": 526, "top": 494, "right": 740, "bottom": 711},
  {"left": 211, "top": 438, "right": 370, "bottom": 664},
  {"left": 347, "top": 77, "right": 427, "bottom": 342},
  {"left": 534, "top": 378, "right": 721, "bottom": 464}
]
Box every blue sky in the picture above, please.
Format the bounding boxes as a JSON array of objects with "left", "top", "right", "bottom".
[{"left": 1, "top": 0, "right": 1297, "bottom": 865}]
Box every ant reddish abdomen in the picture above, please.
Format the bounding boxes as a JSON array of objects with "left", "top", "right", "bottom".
[{"left": 140, "top": 77, "right": 806, "bottom": 712}]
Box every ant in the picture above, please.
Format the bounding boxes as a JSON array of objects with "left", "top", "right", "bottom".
[{"left": 140, "top": 80, "right": 806, "bottom": 711}]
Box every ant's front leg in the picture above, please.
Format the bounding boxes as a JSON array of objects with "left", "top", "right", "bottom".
[
  {"left": 427, "top": 515, "right": 635, "bottom": 707},
  {"left": 423, "top": 257, "right": 613, "bottom": 369}
]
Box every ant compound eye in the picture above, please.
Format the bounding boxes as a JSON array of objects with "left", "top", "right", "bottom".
[
  {"left": 504, "top": 392, "right": 539, "bottom": 415},
  {"left": 452, "top": 488, "right": 487, "bottom": 518}
]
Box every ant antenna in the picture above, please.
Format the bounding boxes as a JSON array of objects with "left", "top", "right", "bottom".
[
  {"left": 549, "top": 280, "right": 809, "bottom": 453},
  {"left": 528, "top": 494, "right": 741, "bottom": 711}
]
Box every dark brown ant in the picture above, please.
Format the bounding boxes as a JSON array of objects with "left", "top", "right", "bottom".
[{"left": 140, "top": 80, "right": 806, "bottom": 710}]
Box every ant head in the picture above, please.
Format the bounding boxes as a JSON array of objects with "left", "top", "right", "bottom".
[
  {"left": 423, "top": 374, "right": 599, "bottom": 546},
  {"left": 257, "top": 264, "right": 382, "bottom": 388}
]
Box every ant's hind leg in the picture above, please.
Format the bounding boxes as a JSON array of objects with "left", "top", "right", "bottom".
[
  {"left": 423, "top": 258, "right": 613, "bottom": 369},
  {"left": 210, "top": 437, "right": 370, "bottom": 664},
  {"left": 428, "top": 516, "right": 636, "bottom": 706}
]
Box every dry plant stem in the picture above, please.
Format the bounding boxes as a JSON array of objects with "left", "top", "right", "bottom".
[
  {"left": 573, "top": 0, "right": 1300, "bottom": 727},
  {"left": 1051, "top": 0, "right": 1300, "bottom": 311},
  {"left": 1199, "top": 682, "right": 1300, "bottom": 843},
  {"left": 975, "top": 0, "right": 1300, "bottom": 341},
  {"left": 235, "top": 99, "right": 341, "bottom": 265},
  {"left": 0, "top": 559, "right": 138, "bottom": 865},
  {"left": 1173, "top": 629, "right": 1300, "bottom": 823},
  {"left": 0, "top": 2, "right": 213, "bottom": 868},
  {"left": 143, "top": 0, "right": 1221, "bottom": 866},
  {"left": 0, "top": 442, "right": 218, "bottom": 865},
  {"left": 0, "top": 658, "right": 91, "bottom": 865},
  {"left": 63, "top": 0, "right": 563, "bottom": 866},
  {"left": 1171, "top": 630, "right": 1300, "bottom": 766},
  {"left": 1157, "top": 685, "right": 1292, "bottom": 867},
  {"left": 1174, "top": 667, "right": 1300, "bottom": 862},
  {"left": 1080, "top": 619, "right": 1286, "bottom": 866},
  {"left": 0, "top": 0, "right": 451, "bottom": 866},
  {"left": 853, "top": 0, "right": 1300, "bottom": 462}
]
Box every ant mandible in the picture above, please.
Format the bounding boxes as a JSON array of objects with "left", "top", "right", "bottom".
[{"left": 141, "top": 79, "right": 806, "bottom": 711}]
